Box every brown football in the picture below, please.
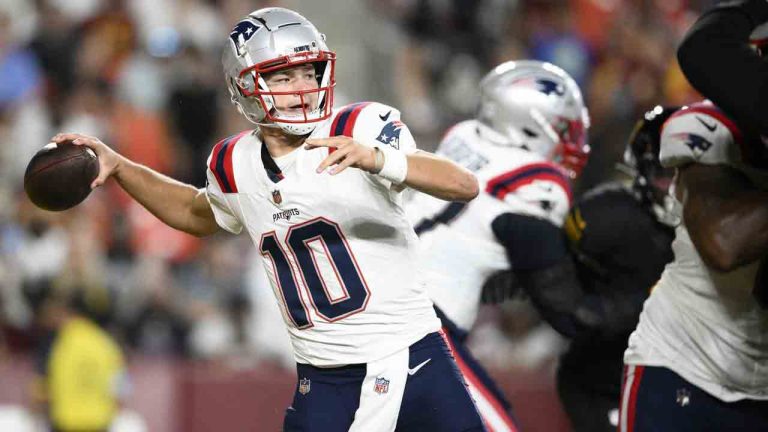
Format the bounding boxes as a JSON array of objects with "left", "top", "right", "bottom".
[{"left": 23, "top": 141, "right": 99, "bottom": 211}]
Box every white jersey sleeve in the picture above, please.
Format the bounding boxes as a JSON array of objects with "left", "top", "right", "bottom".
[
  {"left": 204, "top": 132, "right": 251, "bottom": 234},
  {"left": 344, "top": 102, "right": 418, "bottom": 190},
  {"left": 488, "top": 161, "right": 573, "bottom": 227},
  {"left": 660, "top": 101, "right": 743, "bottom": 168}
]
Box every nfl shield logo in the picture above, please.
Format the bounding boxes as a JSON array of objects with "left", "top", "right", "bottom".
[
  {"left": 299, "top": 377, "right": 311, "bottom": 395},
  {"left": 374, "top": 377, "right": 389, "bottom": 395},
  {"left": 272, "top": 189, "right": 282, "bottom": 204}
]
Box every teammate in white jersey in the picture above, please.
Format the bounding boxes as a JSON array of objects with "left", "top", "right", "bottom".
[
  {"left": 406, "top": 60, "right": 590, "bottom": 432},
  {"left": 621, "top": 101, "right": 768, "bottom": 431},
  {"left": 51, "top": 7, "right": 486, "bottom": 432}
]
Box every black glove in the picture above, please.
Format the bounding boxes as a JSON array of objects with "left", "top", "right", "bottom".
[{"left": 480, "top": 271, "right": 522, "bottom": 304}]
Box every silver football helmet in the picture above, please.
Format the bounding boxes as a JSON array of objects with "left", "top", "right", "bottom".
[
  {"left": 222, "top": 8, "right": 336, "bottom": 135},
  {"left": 477, "top": 60, "right": 591, "bottom": 178}
]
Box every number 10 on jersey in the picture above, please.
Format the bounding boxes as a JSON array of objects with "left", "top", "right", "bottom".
[{"left": 259, "top": 218, "right": 371, "bottom": 328}]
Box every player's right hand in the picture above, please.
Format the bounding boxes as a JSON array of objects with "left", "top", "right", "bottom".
[{"left": 51, "top": 133, "right": 122, "bottom": 189}]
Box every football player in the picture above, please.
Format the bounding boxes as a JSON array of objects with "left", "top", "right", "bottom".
[
  {"left": 519, "top": 106, "right": 676, "bottom": 432},
  {"left": 621, "top": 101, "right": 768, "bottom": 430},
  {"left": 53, "top": 7, "right": 486, "bottom": 432},
  {"left": 406, "top": 60, "right": 590, "bottom": 432}
]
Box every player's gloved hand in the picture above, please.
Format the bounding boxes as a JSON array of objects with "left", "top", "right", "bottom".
[
  {"left": 51, "top": 133, "right": 122, "bottom": 189},
  {"left": 481, "top": 270, "right": 522, "bottom": 304},
  {"left": 305, "top": 137, "right": 377, "bottom": 175}
]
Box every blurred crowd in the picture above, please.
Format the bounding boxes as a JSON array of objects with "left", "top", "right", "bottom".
[{"left": 0, "top": 0, "right": 709, "bottom": 374}]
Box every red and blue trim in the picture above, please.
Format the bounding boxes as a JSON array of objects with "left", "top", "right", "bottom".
[
  {"left": 668, "top": 102, "right": 743, "bottom": 143},
  {"left": 330, "top": 102, "right": 372, "bottom": 138},
  {"left": 209, "top": 130, "right": 250, "bottom": 193},
  {"left": 619, "top": 365, "right": 645, "bottom": 432},
  {"left": 486, "top": 162, "right": 572, "bottom": 203}
]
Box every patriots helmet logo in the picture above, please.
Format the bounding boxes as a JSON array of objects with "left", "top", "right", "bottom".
[
  {"left": 512, "top": 77, "right": 565, "bottom": 96},
  {"left": 672, "top": 132, "right": 713, "bottom": 158},
  {"left": 230, "top": 19, "right": 261, "bottom": 56},
  {"left": 376, "top": 120, "right": 403, "bottom": 149}
]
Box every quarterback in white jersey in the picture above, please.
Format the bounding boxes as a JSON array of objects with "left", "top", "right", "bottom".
[
  {"left": 53, "top": 7, "right": 486, "bottom": 432},
  {"left": 205, "top": 101, "right": 442, "bottom": 366},
  {"left": 621, "top": 101, "right": 768, "bottom": 431},
  {"left": 406, "top": 60, "right": 590, "bottom": 432}
]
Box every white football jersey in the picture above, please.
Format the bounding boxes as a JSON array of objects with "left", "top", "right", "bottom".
[
  {"left": 205, "top": 102, "right": 440, "bottom": 367},
  {"left": 624, "top": 101, "right": 768, "bottom": 401},
  {"left": 405, "top": 120, "right": 573, "bottom": 330}
]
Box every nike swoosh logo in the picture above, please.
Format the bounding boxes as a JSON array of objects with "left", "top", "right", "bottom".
[
  {"left": 379, "top": 111, "right": 392, "bottom": 122},
  {"left": 696, "top": 116, "right": 717, "bottom": 132},
  {"left": 408, "top": 358, "right": 431, "bottom": 376}
]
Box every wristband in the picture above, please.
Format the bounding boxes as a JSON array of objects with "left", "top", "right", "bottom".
[
  {"left": 374, "top": 145, "right": 408, "bottom": 184},
  {"left": 373, "top": 147, "right": 385, "bottom": 173}
]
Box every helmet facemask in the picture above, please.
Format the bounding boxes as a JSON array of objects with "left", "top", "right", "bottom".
[
  {"left": 236, "top": 53, "right": 336, "bottom": 135},
  {"left": 622, "top": 105, "right": 680, "bottom": 226},
  {"left": 550, "top": 116, "right": 590, "bottom": 178}
]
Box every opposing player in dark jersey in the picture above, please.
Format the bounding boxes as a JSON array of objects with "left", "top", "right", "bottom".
[
  {"left": 555, "top": 107, "right": 676, "bottom": 432},
  {"left": 482, "top": 106, "right": 677, "bottom": 432}
]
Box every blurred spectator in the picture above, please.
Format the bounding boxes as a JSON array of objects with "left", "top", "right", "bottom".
[
  {"left": 382, "top": 0, "right": 520, "bottom": 135},
  {"left": 30, "top": 285, "right": 128, "bottom": 432},
  {"left": 0, "top": 5, "right": 51, "bottom": 188},
  {"left": 123, "top": 257, "right": 189, "bottom": 356},
  {"left": 167, "top": 45, "right": 221, "bottom": 187},
  {"left": 524, "top": 0, "right": 592, "bottom": 87}
]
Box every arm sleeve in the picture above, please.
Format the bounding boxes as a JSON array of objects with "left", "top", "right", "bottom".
[{"left": 677, "top": 0, "right": 768, "bottom": 136}]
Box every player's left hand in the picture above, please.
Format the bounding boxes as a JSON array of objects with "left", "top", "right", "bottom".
[{"left": 305, "top": 137, "right": 377, "bottom": 175}]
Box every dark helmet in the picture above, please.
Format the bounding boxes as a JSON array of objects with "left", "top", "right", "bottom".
[{"left": 623, "top": 105, "right": 680, "bottom": 224}]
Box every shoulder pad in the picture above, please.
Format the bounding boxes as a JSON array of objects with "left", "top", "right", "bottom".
[
  {"left": 660, "top": 102, "right": 743, "bottom": 168},
  {"left": 485, "top": 161, "right": 572, "bottom": 203},
  {"left": 330, "top": 102, "right": 415, "bottom": 152}
]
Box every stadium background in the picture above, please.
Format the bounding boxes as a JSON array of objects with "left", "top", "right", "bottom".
[{"left": 0, "top": 0, "right": 710, "bottom": 430}]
